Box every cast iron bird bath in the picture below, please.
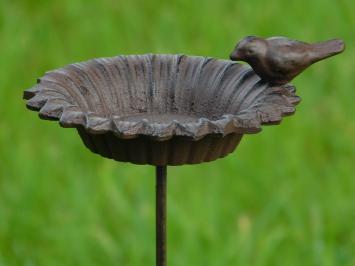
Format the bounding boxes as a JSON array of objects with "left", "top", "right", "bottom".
[{"left": 23, "top": 38, "right": 342, "bottom": 265}]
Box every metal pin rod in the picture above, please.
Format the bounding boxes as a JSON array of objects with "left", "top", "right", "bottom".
[{"left": 156, "top": 166, "right": 167, "bottom": 266}]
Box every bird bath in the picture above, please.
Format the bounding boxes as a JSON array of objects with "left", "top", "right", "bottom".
[
  {"left": 24, "top": 54, "right": 300, "bottom": 165},
  {"left": 24, "top": 46, "right": 338, "bottom": 265}
]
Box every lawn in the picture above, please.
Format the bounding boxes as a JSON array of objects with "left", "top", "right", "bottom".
[{"left": 0, "top": 0, "right": 354, "bottom": 265}]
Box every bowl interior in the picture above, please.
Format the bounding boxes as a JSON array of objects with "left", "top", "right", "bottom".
[
  {"left": 38, "top": 54, "right": 264, "bottom": 121},
  {"left": 25, "top": 54, "right": 300, "bottom": 140}
]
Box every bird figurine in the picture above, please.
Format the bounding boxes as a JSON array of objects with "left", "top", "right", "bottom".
[{"left": 229, "top": 36, "right": 345, "bottom": 85}]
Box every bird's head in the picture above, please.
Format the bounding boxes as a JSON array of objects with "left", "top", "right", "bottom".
[{"left": 230, "top": 36, "right": 267, "bottom": 61}]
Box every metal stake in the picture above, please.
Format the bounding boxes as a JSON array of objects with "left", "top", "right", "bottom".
[{"left": 156, "top": 166, "right": 167, "bottom": 266}]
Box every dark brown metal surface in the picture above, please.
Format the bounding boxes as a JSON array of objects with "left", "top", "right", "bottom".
[
  {"left": 21, "top": 41, "right": 344, "bottom": 265},
  {"left": 230, "top": 36, "right": 345, "bottom": 85},
  {"left": 156, "top": 166, "right": 167, "bottom": 266},
  {"left": 23, "top": 54, "right": 300, "bottom": 165},
  {"left": 77, "top": 127, "right": 243, "bottom": 166}
]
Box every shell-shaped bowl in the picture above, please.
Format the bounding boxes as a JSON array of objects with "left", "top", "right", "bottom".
[{"left": 24, "top": 54, "right": 300, "bottom": 165}]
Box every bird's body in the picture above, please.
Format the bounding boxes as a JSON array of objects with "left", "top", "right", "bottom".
[{"left": 230, "top": 36, "right": 345, "bottom": 85}]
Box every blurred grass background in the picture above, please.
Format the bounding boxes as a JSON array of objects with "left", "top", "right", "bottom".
[{"left": 0, "top": 0, "right": 354, "bottom": 265}]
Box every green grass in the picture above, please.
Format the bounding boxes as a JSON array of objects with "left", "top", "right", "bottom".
[{"left": 0, "top": 0, "right": 354, "bottom": 265}]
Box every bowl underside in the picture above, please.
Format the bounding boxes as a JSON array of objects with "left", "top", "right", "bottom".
[
  {"left": 78, "top": 127, "right": 243, "bottom": 165},
  {"left": 24, "top": 54, "right": 300, "bottom": 165}
]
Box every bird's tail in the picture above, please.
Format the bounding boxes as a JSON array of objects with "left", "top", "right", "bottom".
[{"left": 311, "top": 39, "right": 345, "bottom": 63}]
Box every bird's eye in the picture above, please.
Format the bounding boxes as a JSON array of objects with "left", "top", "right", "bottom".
[{"left": 247, "top": 48, "right": 255, "bottom": 54}]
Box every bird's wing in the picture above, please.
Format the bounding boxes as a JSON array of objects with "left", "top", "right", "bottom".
[
  {"left": 266, "top": 37, "right": 312, "bottom": 71},
  {"left": 266, "top": 49, "right": 311, "bottom": 77},
  {"left": 267, "top": 37, "right": 309, "bottom": 51}
]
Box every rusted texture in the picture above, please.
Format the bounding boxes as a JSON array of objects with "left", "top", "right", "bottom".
[
  {"left": 24, "top": 54, "right": 300, "bottom": 165},
  {"left": 230, "top": 36, "right": 345, "bottom": 85},
  {"left": 77, "top": 127, "right": 242, "bottom": 165}
]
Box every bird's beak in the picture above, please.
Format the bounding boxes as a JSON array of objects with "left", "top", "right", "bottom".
[{"left": 229, "top": 50, "right": 241, "bottom": 61}]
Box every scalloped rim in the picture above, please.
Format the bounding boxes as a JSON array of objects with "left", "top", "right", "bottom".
[{"left": 23, "top": 55, "right": 301, "bottom": 141}]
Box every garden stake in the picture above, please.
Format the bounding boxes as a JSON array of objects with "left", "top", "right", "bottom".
[
  {"left": 23, "top": 36, "right": 344, "bottom": 265},
  {"left": 156, "top": 166, "right": 167, "bottom": 266}
]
